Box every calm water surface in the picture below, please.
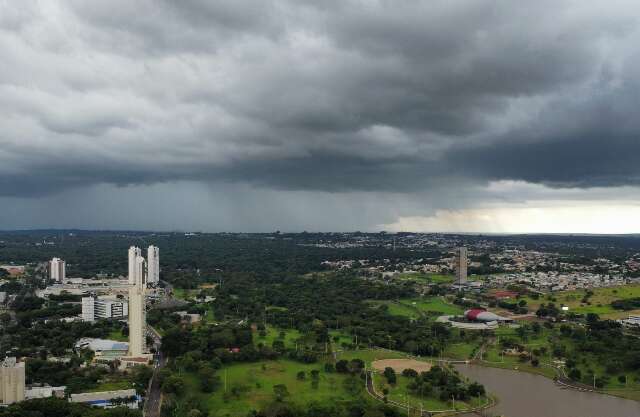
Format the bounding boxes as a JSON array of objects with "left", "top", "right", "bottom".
[{"left": 454, "top": 364, "right": 640, "bottom": 417}]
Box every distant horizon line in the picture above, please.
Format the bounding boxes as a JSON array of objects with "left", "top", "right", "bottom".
[{"left": 2, "top": 228, "right": 640, "bottom": 237}]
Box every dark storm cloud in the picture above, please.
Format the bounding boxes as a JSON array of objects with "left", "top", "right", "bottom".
[{"left": 1, "top": 0, "right": 640, "bottom": 200}]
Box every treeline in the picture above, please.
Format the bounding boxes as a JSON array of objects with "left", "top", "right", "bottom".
[
  {"left": 0, "top": 318, "right": 125, "bottom": 357},
  {"left": 611, "top": 297, "right": 640, "bottom": 310},
  {"left": 0, "top": 397, "right": 140, "bottom": 417}
]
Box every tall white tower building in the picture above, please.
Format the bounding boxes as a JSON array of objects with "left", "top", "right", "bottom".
[
  {"left": 128, "top": 246, "right": 141, "bottom": 285},
  {"left": 128, "top": 254, "right": 146, "bottom": 357},
  {"left": 147, "top": 246, "right": 159, "bottom": 285},
  {"left": 49, "top": 258, "right": 65, "bottom": 282},
  {"left": 455, "top": 247, "right": 468, "bottom": 285}
]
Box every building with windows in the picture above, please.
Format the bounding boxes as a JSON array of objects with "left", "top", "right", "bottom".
[
  {"left": 147, "top": 245, "right": 159, "bottom": 285},
  {"left": 455, "top": 247, "right": 467, "bottom": 285},
  {"left": 0, "top": 357, "right": 25, "bottom": 405},
  {"left": 82, "top": 296, "right": 128, "bottom": 322},
  {"left": 128, "top": 247, "right": 142, "bottom": 285},
  {"left": 49, "top": 258, "right": 66, "bottom": 282},
  {"left": 128, "top": 254, "right": 146, "bottom": 357}
]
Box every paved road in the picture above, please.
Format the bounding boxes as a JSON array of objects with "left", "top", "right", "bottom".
[{"left": 144, "top": 326, "right": 166, "bottom": 417}]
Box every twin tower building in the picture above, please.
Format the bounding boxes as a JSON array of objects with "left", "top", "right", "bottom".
[
  {"left": 128, "top": 245, "right": 159, "bottom": 286},
  {"left": 127, "top": 245, "right": 159, "bottom": 357}
]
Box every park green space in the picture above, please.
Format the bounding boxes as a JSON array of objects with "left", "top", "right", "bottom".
[
  {"left": 335, "top": 348, "right": 405, "bottom": 366},
  {"left": 253, "top": 326, "right": 303, "bottom": 349},
  {"left": 88, "top": 377, "right": 133, "bottom": 392},
  {"left": 171, "top": 288, "right": 197, "bottom": 300},
  {"left": 374, "top": 372, "right": 487, "bottom": 413},
  {"left": 107, "top": 330, "right": 128, "bottom": 342},
  {"left": 482, "top": 325, "right": 640, "bottom": 394},
  {"left": 397, "top": 273, "right": 455, "bottom": 284},
  {"left": 519, "top": 284, "right": 640, "bottom": 319},
  {"left": 178, "top": 360, "right": 367, "bottom": 417},
  {"left": 367, "top": 297, "right": 463, "bottom": 319}
]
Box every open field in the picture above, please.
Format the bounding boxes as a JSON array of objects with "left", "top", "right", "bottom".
[
  {"left": 336, "top": 348, "right": 406, "bottom": 366},
  {"left": 253, "top": 326, "right": 302, "bottom": 349},
  {"left": 372, "top": 358, "right": 432, "bottom": 373},
  {"left": 179, "top": 360, "right": 363, "bottom": 417},
  {"left": 107, "top": 330, "right": 127, "bottom": 342},
  {"left": 367, "top": 297, "right": 463, "bottom": 319},
  {"left": 398, "top": 273, "right": 455, "bottom": 284},
  {"left": 519, "top": 284, "right": 640, "bottom": 318},
  {"left": 374, "top": 371, "right": 486, "bottom": 413}
]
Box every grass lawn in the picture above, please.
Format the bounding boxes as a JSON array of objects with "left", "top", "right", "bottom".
[
  {"left": 519, "top": 284, "right": 640, "bottom": 319},
  {"left": 366, "top": 300, "right": 420, "bottom": 319},
  {"left": 403, "top": 297, "right": 464, "bottom": 316},
  {"left": 179, "top": 360, "right": 363, "bottom": 417},
  {"left": 443, "top": 342, "right": 478, "bottom": 360},
  {"left": 398, "top": 273, "right": 455, "bottom": 284},
  {"left": 367, "top": 297, "right": 463, "bottom": 320},
  {"left": 88, "top": 379, "right": 133, "bottom": 392},
  {"left": 107, "top": 330, "right": 128, "bottom": 342},
  {"left": 375, "top": 373, "right": 487, "bottom": 413},
  {"left": 336, "top": 348, "right": 406, "bottom": 367},
  {"left": 172, "top": 288, "right": 197, "bottom": 300},
  {"left": 253, "top": 326, "right": 303, "bottom": 349}
]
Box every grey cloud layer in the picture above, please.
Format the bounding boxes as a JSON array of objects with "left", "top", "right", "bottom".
[{"left": 1, "top": 1, "right": 640, "bottom": 198}]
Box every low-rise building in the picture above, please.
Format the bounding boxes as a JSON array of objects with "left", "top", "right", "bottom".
[
  {"left": 75, "top": 338, "right": 129, "bottom": 359},
  {"left": 82, "top": 296, "right": 128, "bottom": 322},
  {"left": 69, "top": 389, "right": 139, "bottom": 409},
  {"left": 25, "top": 385, "right": 66, "bottom": 400}
]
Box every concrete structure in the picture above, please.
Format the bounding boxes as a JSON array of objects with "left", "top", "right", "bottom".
[
  {"left": 82, "top": 296, "right": 128, "bottom": 322},
  {"left": 70, "top": 389, "right": 139, "bottom": 409},
  {"left": 0, "top": 357, "right": 25, "bottom": 405},
  {"left": 49, "top": 258, "right": 66, "bottom": 282},
  {"left": 455, "top": 247, "right": 467, "bottom": 285},
  {"left": 128, "top": 254, "right": 146, "bottom": 357},
  {"left": 75, "top": 338, "right": 129, "bottom": 358},
  {"left": 128, "top": 246, "right": 142, "bottom": 285},
  {"left": 25, "top": 385, "right": 66, "bottom": 400},
  {"left": 147, "top": 245, "right": 159, "bottom": 285}
]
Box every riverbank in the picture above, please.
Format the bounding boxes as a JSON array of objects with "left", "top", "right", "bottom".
[{"left": 455, "top": 364, "right": 640, "bottom": 417}]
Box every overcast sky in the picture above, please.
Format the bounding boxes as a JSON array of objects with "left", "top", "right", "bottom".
[{"left": 2, "top": 1, "right": 640, "bottom": 233}]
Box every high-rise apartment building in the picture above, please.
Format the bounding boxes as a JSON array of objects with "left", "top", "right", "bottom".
[
  {"left": 147, "top": 246, "right": 159, "bottom": 285},
  {"left": 455, "top": 247, "right": 467, "bottom": 285},
  {"left": 128, "top": 247, "right": 142, "bottom": 285},
  {"left": 128, "top": 253, "right": 146, "bottom": 357},
  {"left": 0, "top": 357, "right": 25, "bottom": 405},
  {"left": 49, "top": 258, "right": 66, "bottom": 282}
]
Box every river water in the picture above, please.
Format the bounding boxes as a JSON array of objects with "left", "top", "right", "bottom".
[{"left": 454, "top": 364, "right": 640, "bottom": 417}]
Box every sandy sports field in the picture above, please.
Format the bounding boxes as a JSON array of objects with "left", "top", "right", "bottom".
[{"left": 371, "top": 358, "right": 432, "bottom": 373}]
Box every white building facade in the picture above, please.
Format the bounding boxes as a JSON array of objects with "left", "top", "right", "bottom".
[
  {"left": 147, "top": 246, "right": 159, "bottom": 285},
  {"left": 128, "top": 247, "right": 142, "bottom": 285},
  {"left": 49, "top": 258, "right": 66, "bottom": 282},
  {"left": 0, "top": 357, "right": 25, "bottom": 405},
  {"left": 82, "top": 296, "right": 129, "bottom": 322}
]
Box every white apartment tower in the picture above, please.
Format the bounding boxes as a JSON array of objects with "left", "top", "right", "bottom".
[
  {"left": 128, "top": 254, "right": 146, "bottom": 357},
  {"left": 455, "top": 247, "right": 468, "bottom": 285},
  {"left": 128, "top": 246, "right": 142, "bottom": 285},
  {"left": 147, "top": 245, "right": 159, "bottom": 285},
  {"left": 0, "top": 357, "right": 25, "bottom": 405},
  {"left": 49, "top": 258, "right": 66, "bottom": 282}
]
